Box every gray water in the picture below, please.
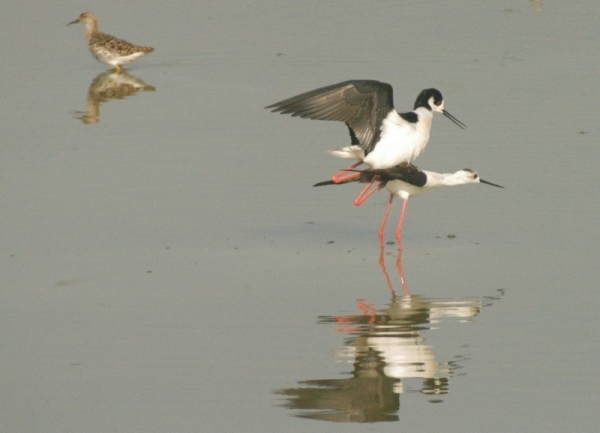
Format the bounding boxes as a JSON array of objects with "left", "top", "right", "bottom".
[{"left": 1, "top": 1, "right": 598, "bottom": 432}]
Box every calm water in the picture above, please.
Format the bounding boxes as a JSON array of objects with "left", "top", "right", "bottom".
[{"left": 1, "top": 1, "right": 598, "bottom": 432}]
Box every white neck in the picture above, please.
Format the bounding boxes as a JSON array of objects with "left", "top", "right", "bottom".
[{"left": 423, "top": 170, "right": 478, "bottom": 188}]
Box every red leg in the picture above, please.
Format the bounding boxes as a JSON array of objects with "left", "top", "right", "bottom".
[
  {"left": 395, "top": 198, "right": 409, "bottom": 250},
  {"left": 378, "top": 194, "right": 394, "bottom": 247},
  {"left": 331, "top": 161, "right": 363, "bottom": 183},
  {"left": 353, "top": 177, "right": 383, "bottom": 206}
]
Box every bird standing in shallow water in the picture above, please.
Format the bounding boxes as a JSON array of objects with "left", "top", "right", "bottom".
[
  {"left": 67, "top": 12, "right": 154, "bottom": 73},
  {"left": 266, "top": 80, "right": 466, "bottom": 193},
  {"left": 314, "top": 164, "right": 503, "bottom": 248}
]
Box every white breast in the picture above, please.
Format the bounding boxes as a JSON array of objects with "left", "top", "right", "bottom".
[{"left": 364, "top": 108, "right": 433, "bottom": 169}]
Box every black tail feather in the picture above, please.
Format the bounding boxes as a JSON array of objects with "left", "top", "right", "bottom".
[{"left": 313, "top": 180, "right": 336, "bottom": 187}]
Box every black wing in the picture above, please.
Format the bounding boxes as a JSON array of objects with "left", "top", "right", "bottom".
[
  {"left": 266, "top": 80, "right": 395, "bottom": 155},
  {"left": 313, "top": 163, "right": 427, "bottom": 188},
  {"left": 366, "top": 164, "right": 428, "bottom": 187}
]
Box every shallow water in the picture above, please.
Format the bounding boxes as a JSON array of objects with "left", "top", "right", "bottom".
[{"left": 1, "top": 1, "right": 599, "bottom": 432}]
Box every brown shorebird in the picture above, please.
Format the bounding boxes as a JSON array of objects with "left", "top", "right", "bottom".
[{"left": 68, "top": 12, "right": 154, "bottom": 73}]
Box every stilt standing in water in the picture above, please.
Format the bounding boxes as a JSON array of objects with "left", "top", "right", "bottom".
[{"left": 314, "top": 164, "right": 503, "bottom": 248}]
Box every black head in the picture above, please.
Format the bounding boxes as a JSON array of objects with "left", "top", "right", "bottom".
[
  {"left": 414, "top": 88, "right": 466, "bottom": 129},
  {"left": 413, "top": 88, "right": 443, "bottom": 110}
]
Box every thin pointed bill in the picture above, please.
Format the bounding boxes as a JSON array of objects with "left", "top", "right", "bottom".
[
  {"left": 66, "top": 18, "right": 80, "bottom": 26},
  {"left": 442, "top": 110, "right": 467, "bottom": 129},
  {"left": 480, "top": 179, "right": 504, "bottom": 188}
]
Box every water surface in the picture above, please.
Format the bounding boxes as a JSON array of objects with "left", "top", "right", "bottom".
[{"left": 1, "top": 1, "right": 598, "bottom": 432}]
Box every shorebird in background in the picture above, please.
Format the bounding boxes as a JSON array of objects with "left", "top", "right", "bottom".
[
  {"left": 266, "top": 80, "right": 466, "bottom": 200},
  {"left": 68, "top": 12, "right": 154, "bottom": 73},
  {"left": 314, "top": 164, "right": 503, "bottom": 248}
]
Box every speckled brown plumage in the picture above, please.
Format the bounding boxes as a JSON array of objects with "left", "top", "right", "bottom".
[{"left": 68, "top": 12, "right": 154, "bottom": 73}]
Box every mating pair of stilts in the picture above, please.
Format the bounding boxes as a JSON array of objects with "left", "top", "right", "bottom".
[{"left": 266, "top": 80, "right": 503, "bottom": 247}]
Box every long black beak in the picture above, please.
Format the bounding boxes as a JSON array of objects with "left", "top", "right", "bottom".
[
  {"left": 443, "top": 110, "right": 467, "bottom": 129},
  {"left": 66, "top": 19, "right": 79, "bottom": 26},
  {"left": 480, "top": 179, "right": 504, "bottom": 188}
]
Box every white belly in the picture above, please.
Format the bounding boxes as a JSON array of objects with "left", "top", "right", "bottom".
[
  {"left": 91, "top": 47, "right": 146, "bottom": 66},
  {"left": 364, "top": 110, "right": 432, "bottom": 169},
  {"left": 386, "top": 179, "right": 425, "bottom": 200}
]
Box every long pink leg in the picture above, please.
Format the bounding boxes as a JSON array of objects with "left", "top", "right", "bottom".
[
  {"left": 395, "top": 198, "right": 409, "bottom": 250},
  {"left": 331, "top": 161, "right": 363, "bottom": 183},
  {"left": 353, "top": 177, "right": 383, "bottom": 206},
  {"left": 378, "top": 193, "right": 394, "bottom": 247}
]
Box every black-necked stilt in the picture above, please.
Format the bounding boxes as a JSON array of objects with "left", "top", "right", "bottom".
[
  {"left": 314, "top": 164, "right": 503, "bottom": 248},
  {"left": 266, "top": 80, "right": 466, "bottom": 185}
]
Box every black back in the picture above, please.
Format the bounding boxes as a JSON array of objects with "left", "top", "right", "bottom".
[{"left": 313, "top": 164, "right": 428, "bottom": 188}]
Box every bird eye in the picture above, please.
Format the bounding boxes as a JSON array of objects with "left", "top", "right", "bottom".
[{"left": 435, "top": 100, "right": 442, "bottom": 106}]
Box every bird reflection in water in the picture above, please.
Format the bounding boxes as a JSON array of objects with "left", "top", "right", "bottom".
[
  {"left": 378, "top": 246, "right": 409, "bottom": 296},
  {"left": 275, "top": 249, "right": 504, "bottom": 422},
  {"left": 72, "top": 71, "right": 155, "bottom": 124}
]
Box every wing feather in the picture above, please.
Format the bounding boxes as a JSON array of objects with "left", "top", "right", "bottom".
[
  {"left": 366, "top": 164, "right": 428, "bottom": 187},
  {"left": 267, "top": 80, "right": 395, "bottom": 154}
]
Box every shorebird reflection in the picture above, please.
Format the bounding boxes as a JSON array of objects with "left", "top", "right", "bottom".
[
  {"left": 379, "top": 247, "right": 409, "bottom": 296},
  {"left": 275, "top": 277, "right": 504, "bottom": 422},
  {"left": 71, "top": 71, "right": 155, "bottom": 124}
]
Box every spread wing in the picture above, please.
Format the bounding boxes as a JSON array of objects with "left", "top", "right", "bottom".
[{"left": 266, "top": 80, "right": 395, "bottom": 155}]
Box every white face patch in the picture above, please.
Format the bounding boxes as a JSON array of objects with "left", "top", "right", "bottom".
[{"left": 430, "top": 96, "right": 445, "bottom": 113}]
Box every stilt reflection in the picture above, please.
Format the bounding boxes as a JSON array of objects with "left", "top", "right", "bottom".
[
  {"left": 71, "top": 71, "right": 155, "bottom": 124},
  {"left": 378, "top": 246, "right": 409, "bottom": 296},
  {"left": 275, "top": 249, "right": 504, "bottom": 422}
]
